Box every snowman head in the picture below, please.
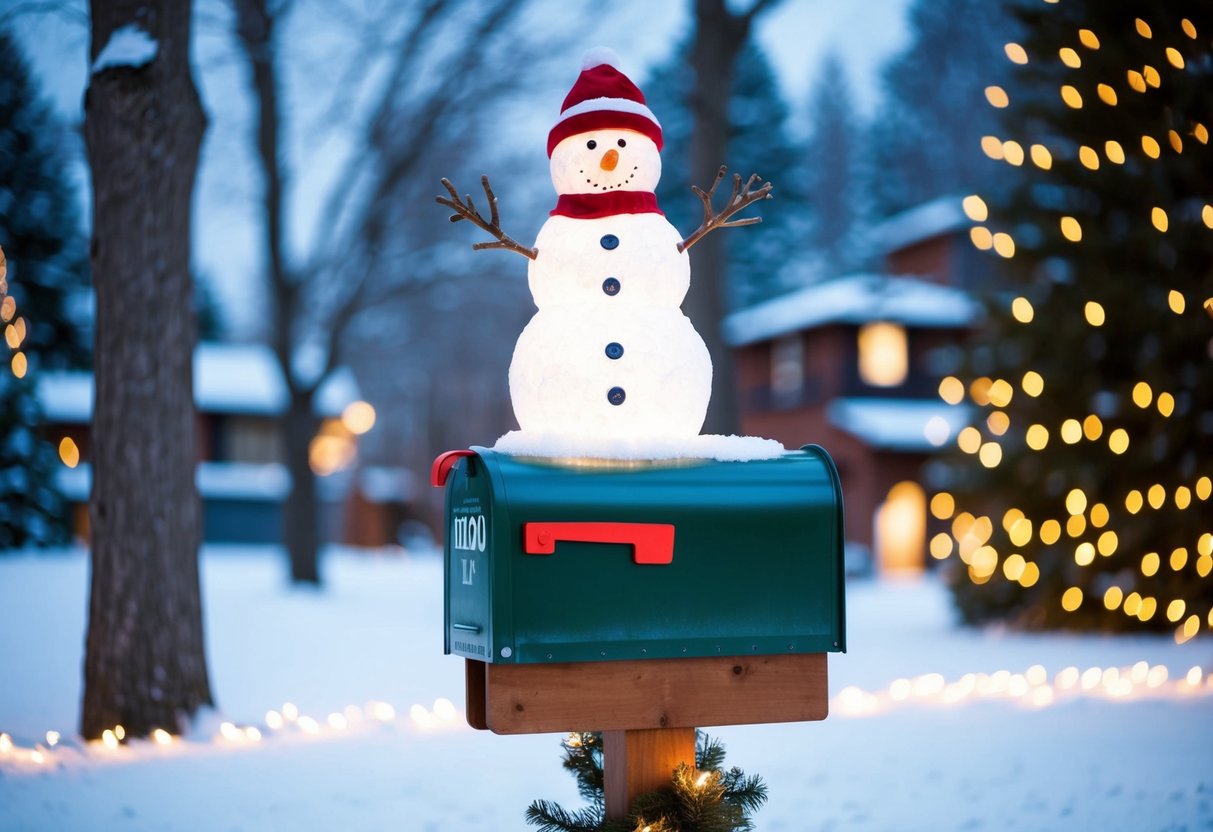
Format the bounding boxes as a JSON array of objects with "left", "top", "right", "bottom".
[
  {"left": 547, "top": 48, "right": 663, "bottom": 196},
  {"left": 549, "top": 130, "right": 662, "bottom": 195}
]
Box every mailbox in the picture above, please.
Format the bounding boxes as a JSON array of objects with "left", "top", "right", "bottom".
[{"left": 433, "top": 445, "right": 845, "bottom": 666}]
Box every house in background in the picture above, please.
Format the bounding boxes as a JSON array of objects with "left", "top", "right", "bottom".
[
  {"left": 38, "top": 342, "right": 414, "bottom": 547},
  {"left": 724, "top": 197, "right": 984, "bottom": 575}
]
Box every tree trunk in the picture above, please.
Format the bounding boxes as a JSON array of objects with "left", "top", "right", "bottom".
[
  {"left": 82, "top": 0, "right": 213, "bottom": 739},
  {"left": 283, "top": 390, "right": 321, "bottom": 584},
  {"left": 685, "top": 0, "right": 777, "bottom": 435},
  {"left": 233, "top": 0, "right": 322, "bottom": 585}
]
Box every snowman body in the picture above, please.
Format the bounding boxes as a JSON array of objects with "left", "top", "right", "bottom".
[{"left": 507, "top": 129, "right": 712, "bottom": 440}]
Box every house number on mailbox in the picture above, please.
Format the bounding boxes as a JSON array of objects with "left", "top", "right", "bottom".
[{"left": 452, "top": 512, "right": 487, "bottom": 553}]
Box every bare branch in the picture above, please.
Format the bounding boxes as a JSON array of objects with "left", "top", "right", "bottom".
[
  {"left": 436, "top": 175, "right": 537, "bottom": 260},
  {"left": 678, "top": 165, "right": 773, "bottom": 253}
]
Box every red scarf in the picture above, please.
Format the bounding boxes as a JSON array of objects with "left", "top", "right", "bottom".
[{"left": 551, "top": 191, "right": 664, "bottom": 219}]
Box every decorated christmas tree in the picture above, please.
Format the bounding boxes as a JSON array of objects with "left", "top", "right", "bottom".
[
  {"left": 936, "top": 3, "right": 1213, "bottom": 640},
  {"left": 0, "top": 31, "right": 91, "bottom": 548}
]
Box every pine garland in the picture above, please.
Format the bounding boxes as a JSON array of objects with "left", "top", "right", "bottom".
[{"left": 525, "top": 731, "right": 767, "bottom": 832}]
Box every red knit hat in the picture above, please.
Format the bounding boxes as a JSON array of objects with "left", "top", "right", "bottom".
[{"left": 547, "top": 48, "right": 663, "bottom": 157}]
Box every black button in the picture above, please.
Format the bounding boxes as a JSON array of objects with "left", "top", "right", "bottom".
[
  {"left": 607, "top": 386, "right": 626, "bottom": 405},
  {"left": 600, "top": 234, "right": 619, "bottom": 250},
  {"left": 602, "top": 277, "right": 621, "bottom": 296},
  {"left": 605, "top": 342, "right": 624, "bottom": 359}
]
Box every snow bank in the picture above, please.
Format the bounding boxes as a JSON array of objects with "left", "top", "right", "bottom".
[
  {"left": 492, "top": 430, "right": 786, "bottom": 461},
  {"left": 91, "top": 24, "right": 158, "bottom": 74},
  {"left": 1, "top": 552, "right": 1211, "bottom": 831}
]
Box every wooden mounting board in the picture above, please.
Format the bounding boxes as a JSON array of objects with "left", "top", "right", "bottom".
[{"left": 465, "top": 653, "right": 828, "bottom": 735}]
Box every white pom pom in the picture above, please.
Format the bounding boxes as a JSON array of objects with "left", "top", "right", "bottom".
[{"left": 581, "top": 47, "right": 622, "bottom": 71}]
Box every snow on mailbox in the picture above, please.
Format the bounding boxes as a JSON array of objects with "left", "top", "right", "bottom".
[{"left": 432, "top": 445, "right": 845, "bottom": 668}]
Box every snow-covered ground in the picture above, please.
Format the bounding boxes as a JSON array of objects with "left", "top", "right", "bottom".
[{"left": 1, "top": 547, "right": 1210, "bottom": 831}]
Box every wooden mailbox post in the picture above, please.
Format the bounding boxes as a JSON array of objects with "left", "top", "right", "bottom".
[{"left": 466, "top": 654, "right": 829, "bottom": 817}]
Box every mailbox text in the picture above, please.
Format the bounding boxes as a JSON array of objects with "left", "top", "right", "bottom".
[{"left": 452, "top": 512, "right": 487, "bottom": 553}]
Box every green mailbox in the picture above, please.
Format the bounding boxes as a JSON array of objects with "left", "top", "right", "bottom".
[{"left": 432, "top": 445, "right": 845, "bottom": 666}]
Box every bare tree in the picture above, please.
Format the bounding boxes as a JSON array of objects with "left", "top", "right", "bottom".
[
  {"left": 684, "top": 0, "right": 782, "bottom": 435},
  {"left": 82, "top": 0, "right": 213, "bottom": 738},
  {"left": 232, "top": 0, "right": 566, "bottom": 583}
]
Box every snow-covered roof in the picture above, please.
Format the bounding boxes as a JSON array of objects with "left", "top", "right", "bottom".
[
  {"left": 38, "top": 342, "right": 360, "bottom": 423},
  {"left": 723, "top": 273, "right": 980, "bottom": 346},
  {"left": 868, "top": 195, "right": 969, "bottom": 257},
  {"left": 56, "top": 461, "right": 291, "bottom": 502},
  {"left": 56, "top": 461, "right": 365, "bottom": 503},
  {"left": 827, "top": 397, "right": 972, "bottom": 453}
]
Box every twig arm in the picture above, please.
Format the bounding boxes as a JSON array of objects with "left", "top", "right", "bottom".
[
  {"left": 436, "top": 175, "right": 538, "bottom": 260},
  {"left": 678, "top": 165, "right": 773, "bottom": 254}
]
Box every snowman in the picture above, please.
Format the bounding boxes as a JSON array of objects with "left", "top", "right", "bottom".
[{"left": 438, "top": 49, "right": 773, "bottom": 457}]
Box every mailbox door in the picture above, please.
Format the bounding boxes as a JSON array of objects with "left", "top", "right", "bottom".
[{"left": 443, "top": 455, "right": 496, "bottom": 661}]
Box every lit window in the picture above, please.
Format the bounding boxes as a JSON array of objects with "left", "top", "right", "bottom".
[{"left": 857, "top": 322, "right": 908, "bottom": 387}]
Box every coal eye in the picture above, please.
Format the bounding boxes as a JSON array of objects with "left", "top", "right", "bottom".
[
  {"left": 587, "top": 139, "right": 597, "bottom": 149},
  {"left": 617, "top": 138, "right": 627, "bottom": 147}
]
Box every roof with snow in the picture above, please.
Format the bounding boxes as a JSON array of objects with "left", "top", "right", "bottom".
[
  {"left": 868, "top": 195, "right": 969, "bottom": 257},
  {"left": 827, "top": 397, "right": 972, "bottom": 453},
  {"left": 38, "top": 342, "right": 360, "bottom": 423},
  {"left": 723, "top": 273, "right": 980, "bottom": 347},
  {"left": 57, "top": 461, "right": 353, "bottom": 502}
]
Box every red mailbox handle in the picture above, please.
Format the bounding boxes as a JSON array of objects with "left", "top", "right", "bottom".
[
  {"left": 431, "top": 449, "right": 475, "bottom": 487},
  {"left": 523, "top": 522, "right": 675, "bottom": 565}
]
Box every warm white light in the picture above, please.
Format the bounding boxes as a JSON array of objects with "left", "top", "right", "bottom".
[
  {"left": 433, "top": 698, "right": 458, "bottom": 721},
  {"left": 341, "top": 400, "right": 376, "bottom": 435},
  {"left": 152, "top": 729, "right": 172, "bottom": 745},
  {"left": 875, "top": 482, "right": 926, "bottom": 575},
  {"left": 857, "top": 322, "right": 908, "bottom": 387},
  {"left": 281, "top": 702, "right": 299, "bottom": 721},
  {"left": 297, "top": 716, "right": 320, "bottom": 734},
  {"left": 370, "top": 701, "right": 396, "bottom": 722},
  {"left": 45, "top": 730, "right": 60, "bottom": 747},
  {"left": 265, "top": 710, "right": 284, "bottom": 730}
]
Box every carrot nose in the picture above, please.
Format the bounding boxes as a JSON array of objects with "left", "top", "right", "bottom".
[{"left": 600, "top": 149, "right": 619, "bottom": 171}]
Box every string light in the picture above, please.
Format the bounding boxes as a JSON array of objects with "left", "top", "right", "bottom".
[
  {"left": 1005, "top": 43, "right": 1028, "bottom": 64},
  {"left": 985, "top": 86, "right": 1010, "bottom": 108},
  {"left": 981, "top": 135, "right": 1005, "bottom": 160},
  {"left": 1002, "top": 140, "right": 1025, "bottom": 166},
  {"left": 832, "top": 662, "right": 1212, "bottom": 718},
  {"left": 1060, "top": 216, "right": 1082, "bottom": 242},
  {"left": 962, "top": 195, "right": 988, "bottom": 221},
  {"left": 1011, "top": 296, "right": 1034, "bottom": 323}
]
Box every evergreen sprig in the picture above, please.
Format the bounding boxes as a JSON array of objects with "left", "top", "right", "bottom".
[{"left": 525, "top": 731, "right": 767, "bottom": 832}]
